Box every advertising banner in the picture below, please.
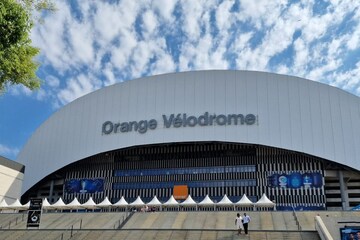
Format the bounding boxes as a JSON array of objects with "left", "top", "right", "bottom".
[
  {"left": 267, "top": 171, "right": 323, "bottom": 189},
  {"left": 27, "top": 198, "right": 42, "bottom": 228},
  {"left": 173, "top": 185, "right": 188, "bottom": 200},
  {"left": 64, "top": 178, "right": 104, "bottom": 194},
  {"left": 340, "top": 227, "right": 360, "bottom": 240}
]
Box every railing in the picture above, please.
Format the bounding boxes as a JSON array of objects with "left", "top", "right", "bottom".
[
  {"left": 57, "top": 217, "right": 85, "bottom": 239},
  {"left": 0, "top": 213, "right": 26, "bottom": 229},
  {"left": 292, "top": 206, "right": 302, "bottom": 231},
  {"left": 59, "top": 224, "right": 76, "bottom": 240},
  {"left": 315, "top": 216, "right": 333, "bottom": 240},
  {"left": 116, "top": 211, "right": 134, "bottom": 229}
]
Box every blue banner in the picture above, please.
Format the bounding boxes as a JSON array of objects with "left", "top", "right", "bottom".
[
  {"left": 65, "top": 178, "right": 104, "bottom": 193},
  {"left": 340, "top": 227, "right": 360, "bottom": 240},
  {"left": 267, "top": 171, "right": 323, "bottom": 189}
]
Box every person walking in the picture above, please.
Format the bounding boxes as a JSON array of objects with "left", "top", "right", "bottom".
[
  {"left": 243, "top": 213, "right": 251, "bottom": 235},
  {"left": 235, "top": 213, "right": 244, "bottom": 235}
]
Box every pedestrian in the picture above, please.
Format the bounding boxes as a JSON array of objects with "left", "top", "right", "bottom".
[
  {"left": 243, "top": 213, "right": 251, "bottom": 234},
  {"left": 235, "top": 213, "right": 244, "bottom": 235}
]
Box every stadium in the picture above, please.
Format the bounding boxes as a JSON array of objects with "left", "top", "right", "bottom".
[
  {"left": 16, "top": 70, "right": 360, "bottom": 210},
  {"left": 1, "top": 70, "right": 360, "bottom": 239}
]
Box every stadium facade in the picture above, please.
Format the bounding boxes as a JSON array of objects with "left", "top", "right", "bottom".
[{"left": 18, "top": 70, "right": 360, "bottom": 210}]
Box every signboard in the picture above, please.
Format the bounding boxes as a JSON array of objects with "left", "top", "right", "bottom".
[
  {"left": 27, "top": 198, "right": 42, "bottom": 228},
  {"left": 173, "top": 185, "right": 188, "bottom": 200},
  {"left": 102, "top": 112, "right": 258, "bottom": 135},
  {"left": 267, "top": 171, "right": 323, "bottom": 189},
  {"left": 64, "top": 178, "right": 104, "bottom": 194},
  {"left": 340, "top": 227, "right": 360, "bottom": 240}
]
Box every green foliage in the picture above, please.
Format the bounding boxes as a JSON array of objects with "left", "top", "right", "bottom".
[
  {"left": 0, "top": 0, "right": 53, "bottom": 92},
  {"left": 0, "top": 40, "right": 40, "bottom": 90}
]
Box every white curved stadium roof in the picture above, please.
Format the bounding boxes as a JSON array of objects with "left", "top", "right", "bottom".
[{"left": 17, "top": 70, "right": 360, "bottom": 193}]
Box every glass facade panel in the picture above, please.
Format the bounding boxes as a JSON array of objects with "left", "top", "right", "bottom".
[
  {"left": 113, "top": 179, "right": 256, "bottom": 190},
  {"left": 114, "top": 165, "right": 256, "bottom": 177}
]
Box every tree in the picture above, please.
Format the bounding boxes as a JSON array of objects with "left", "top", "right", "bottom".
[{"left": 0, "top": 0, "right": 54, "bottom": 92}]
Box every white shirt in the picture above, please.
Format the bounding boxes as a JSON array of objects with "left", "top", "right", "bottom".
[
  {"left": 236, "top": 216, "right": 243, "bottom": 228},
  {"left": 243, "top": 215, "right": 251, "bottom": 224}
]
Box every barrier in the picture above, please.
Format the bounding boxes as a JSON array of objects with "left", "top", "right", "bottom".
[{"left": 315, "top": 216, "right": 333, "bottom": 240}]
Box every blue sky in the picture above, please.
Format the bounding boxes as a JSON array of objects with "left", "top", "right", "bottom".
[{"left": 1, "top": 0, "right": 360, "bottom": 161}]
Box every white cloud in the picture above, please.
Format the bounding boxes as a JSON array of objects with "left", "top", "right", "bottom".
[
  {"left": 92, "top": 1, "right": 140, "bottom": 47},
  {"left": 31, "top": 1, "right": 73, "bottom": 72},
  {"left": 150, "top": 52, "right": 176, "bottom": 75},
  {"left": 130, "top": 40, "right": 156, "bottom": 78},
  {"left": 215, "top": 0, "right": 235, "bottom": 31},
  {"left": 329, "top": 61, "right": 360, "bottom": 93},
  {"left": 8, "top": 84, "right": 33, "bottom": 96},
  {"left": 179, "top": 32, "right": 229, "bottom": 71},
  {"left": 57, "top": 74, "right": 101, "bottom": 105},
  {"left": 111, "top": 30, "right": 138, "bottom": 70},
  {"left": 307, "top": 59, "right": 340, "bottom": 81},
  {"left": 237, "top": 0, "right": 288, "bottom": 28},
  {"left": 141, "top": 10, "right": 158, "bottom": 38},
  {"left": 68, "top": 21, "right": 95, "bottom": 66},
  {"left": 46, "top": 75, "right": 60, "bottom": 88},
  {"left": 346, "top": 18, "right": 360, "bottom": 50},
  {"left": 24, "top": 0, "right": 360, "bottom": 107},
  {"left": 234, "top": 16, "right": 298, "bottom": 70},
  {"left": 281, "top": 1, "right": 360, "bottom": 83},
  {"left": 0, "top": 144, "right": 19, "bottom": 159},
  {"left": 276, "top": 64, "right": 290, "bottom": 74},
  {"left": 152, "top": 0, "right": 177, "bottom": 22},
  {"left": 35, "top": 88, "right": 47, "bottom": 101},
  {"left": 293, "top": 38, "right": 309, "bottom": 75},
  {"left": 103, "top": 63, "right": 117, "bottom": 86},
  {"left": 180, "top": 0, "right": 215, "bottom": 42},
  {"left": 230, "top": 32, "right": 253, "bottom": 51}
]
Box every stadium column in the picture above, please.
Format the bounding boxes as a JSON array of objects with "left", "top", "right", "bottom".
[
  {"left": 49, "top": 180, "right": 54, "bottom": 201},
  {"left": 338, "top": 170, "right": 349, "bottom": 210}
]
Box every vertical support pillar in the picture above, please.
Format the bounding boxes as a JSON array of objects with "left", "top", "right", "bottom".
[
  {"left": 338, "top": 170, "right": 349, "bottom": 210},
  {"left": 49, "top": 179, "right": 54, "bottom": 202}
]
